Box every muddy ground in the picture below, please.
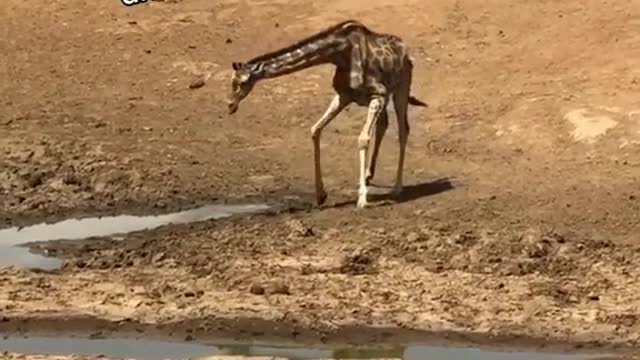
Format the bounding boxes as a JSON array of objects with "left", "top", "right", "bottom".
[{"left": 2, "top": 0, "right": 640, "bottom": 358}]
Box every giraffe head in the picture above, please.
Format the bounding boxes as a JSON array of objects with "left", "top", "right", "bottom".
[{"left": 227, "top": 61, "right": 264, "bottom": 114}]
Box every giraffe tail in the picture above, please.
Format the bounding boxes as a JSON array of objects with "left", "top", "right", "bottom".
[{"left": 408, "top": 95, "right": 428, "bottom": 107}]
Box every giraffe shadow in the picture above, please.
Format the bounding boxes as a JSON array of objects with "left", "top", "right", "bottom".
[{"left": 330, "top": 177, "right": 455, "bottom": 209}]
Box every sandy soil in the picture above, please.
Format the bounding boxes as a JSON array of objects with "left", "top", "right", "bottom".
[{"left": 2, "top": 0, "right": 640, "bottom": 357}]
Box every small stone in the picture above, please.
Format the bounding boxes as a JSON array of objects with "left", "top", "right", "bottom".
[
  {"left": 27, "top": 172, "right": 44, "bottom": 188},
  {"left": 189, "top": 78, "right": 205, "bottom": 89},
  {"left": 322, "top": 228, "right": 339, "bottom": 240},
  {"left": 269, "top": 281, "right": 290, "bottom": 295},
  {"left": 286, "top": 219, "right": 314, "bottom": 237},
  {"left": 406, "top": 232, "right": 421, "bottom": 242},
  {"left": 249, "top": 283, "right": 265, "bottom": 295},
  {"left": 152, "top": 252, "right": 166, "bottom": 264}
]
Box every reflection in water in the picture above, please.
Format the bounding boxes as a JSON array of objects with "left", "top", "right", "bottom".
[
  {"left": 332, "top": 346, "right": 405, "bottom": 359},
  {"left": 0, "top": 244, "right": 62, "bottom": 271},
  {"left": 218, "top": 344, "right": 332, "bottom": 359}
]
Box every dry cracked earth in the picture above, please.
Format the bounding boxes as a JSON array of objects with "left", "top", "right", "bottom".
[{"left": 2, "top": 0, "right": 640, "bottom": 359}]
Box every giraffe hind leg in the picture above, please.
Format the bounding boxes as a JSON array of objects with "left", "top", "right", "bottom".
[
  {"left": 392, "top": 88, "right": 410, "bottom": 197},
  {"left": 365, "top": 109, "right": 389, "bottom": 185}
]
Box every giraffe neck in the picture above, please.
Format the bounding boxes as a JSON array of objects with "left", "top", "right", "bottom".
[
  {"left": 260, "top": 43, "right": 342, "bottom": 79},
  {"left": 245, "top": 21, "right": 366, "bottom": 80}
]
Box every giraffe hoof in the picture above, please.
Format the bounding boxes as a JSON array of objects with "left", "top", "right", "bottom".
[
  {"left": 365, "top": 174, "right": 373, "bottom": 186},
  {"left": 391, "top": 185, "right": 403, "bottom": 198},
  {"left": 356, "top": 195, "right": 368, "bottom": 209},
  {"left": 316, "top": 191, "right": 328, "bottom": 206}
]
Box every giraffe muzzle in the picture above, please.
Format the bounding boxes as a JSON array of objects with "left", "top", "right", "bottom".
[{"left": 227, "top": 101, "right": 239, "bottom": 114}]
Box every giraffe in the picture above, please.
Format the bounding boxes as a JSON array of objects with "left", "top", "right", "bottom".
[{"left": 227, "top": 19, "right": 428, "bottom": 209}]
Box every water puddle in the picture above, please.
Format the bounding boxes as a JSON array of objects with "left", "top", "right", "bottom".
[
  {"left": 0, "top": 203, "right": 272, "bottom": 271},
  {"left": 0, "top": 245, "right": 63, "bottom": 271},
  {"left": 0, "top": 336, "right": 609, "bottom": 360}
]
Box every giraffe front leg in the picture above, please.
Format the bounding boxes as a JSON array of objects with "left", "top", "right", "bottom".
[
  {"left": 311, "top": 94, "right": 348, "bottom": 206},
  {"left": 357, "top": 97, "right": 385, "bottom": 209}
]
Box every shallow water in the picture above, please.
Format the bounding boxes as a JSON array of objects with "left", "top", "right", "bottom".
[
  {"left": 0, "top": 203, "right": 271, "bottom": 270},
  {"left": 0, "top": 244, "right": 63, "bottom": 271},
  {"left": 0, "top": 336, "right": 608, "bottom": 360}
]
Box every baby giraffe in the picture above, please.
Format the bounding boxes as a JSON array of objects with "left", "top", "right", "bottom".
[{"left": 227, "top": 19, "right": 427, "bottom": 208}]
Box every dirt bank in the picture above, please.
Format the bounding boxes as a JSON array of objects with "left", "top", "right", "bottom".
[{"left": 1, "top": 213, "right": 640, "bottom": 356}]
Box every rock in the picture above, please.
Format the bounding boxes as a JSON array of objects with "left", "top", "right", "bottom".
[
  {"left": 269, "top": 281, "right": 290, "bottom": 295},
  {"left": 286, "top": 219, "right": 314, "bottom": 238},
  {"left": 189, "top": 78, "right": 206, "bottom": 89},
  {"left": 322, "top": 228, "right": 339, "bottom": 240},
  {"left": 152, "top": 252, "right": 166, "bottom": 264},
  {"left": 49, "top": 179, "right": 67, "bottom": 191},
  {"left": 406, "top": 232, "right": 421, "bottom": 242},
  {"left": 26, "top": 172, "right": 44, "bottom": 188},
  {"left": 339, "top": 247, "right": 380, "bottom": 275},
  {"left": 249, "top": 283, "right": 265, "bottom": 295}
]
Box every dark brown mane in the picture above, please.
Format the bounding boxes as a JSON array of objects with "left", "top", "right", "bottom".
[{"left": 246, "top": 20, "right": 367, "bottom": 65}]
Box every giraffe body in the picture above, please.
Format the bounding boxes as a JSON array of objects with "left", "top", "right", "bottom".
[{"left": 227, "top": 20, "right": 427, "bottom": 208}]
